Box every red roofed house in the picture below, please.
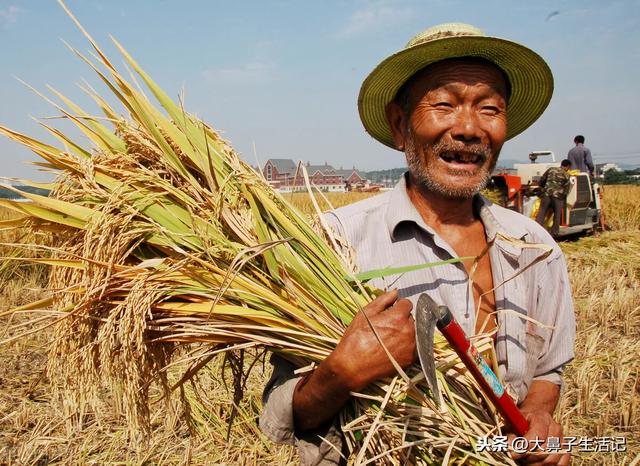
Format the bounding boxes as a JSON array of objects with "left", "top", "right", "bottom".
[{"left": 261, "top": 159, "right": 367, "bottom": 192}]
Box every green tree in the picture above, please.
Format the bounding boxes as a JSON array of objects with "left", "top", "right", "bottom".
[{"left": 604, "top": 169, "right": 637, "bottom": 185}]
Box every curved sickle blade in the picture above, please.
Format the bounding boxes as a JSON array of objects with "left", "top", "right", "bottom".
[{"left": 415, "top": 293, "right": 441, "bottom": 406}]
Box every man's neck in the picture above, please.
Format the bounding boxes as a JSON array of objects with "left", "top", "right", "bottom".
[{"left": 405, "top": 173, "right": 478, "bottom": 230}]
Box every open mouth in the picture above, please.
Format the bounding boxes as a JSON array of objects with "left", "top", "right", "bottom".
[{"left": 439, "top": 152, "right": 484, "bottom": 165}]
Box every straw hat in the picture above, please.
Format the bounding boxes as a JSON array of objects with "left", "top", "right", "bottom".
[{"left": 358, "top": 23, "right": 554, "bottom": 149}]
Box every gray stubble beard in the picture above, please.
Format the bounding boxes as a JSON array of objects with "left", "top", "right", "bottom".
[{"left": 404, "top": 128, "right": 498, "bottom": 200}]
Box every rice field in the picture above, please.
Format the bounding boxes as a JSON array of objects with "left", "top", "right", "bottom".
[{"left": 1, "top": 185, "right": 639, "bottom": 465}]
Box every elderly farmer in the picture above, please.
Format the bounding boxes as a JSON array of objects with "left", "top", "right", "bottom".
[{"left": 260, "top": 23, "right": 575, "bottom": 465}]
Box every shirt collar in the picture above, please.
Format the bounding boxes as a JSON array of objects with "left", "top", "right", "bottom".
[
  {"left": 384, "top": 173, "right": 428, "bottom": 240},
  {"left": 474, "top": 195, "right": 529, "bottom": 257},
  {"left": 384, "top": 172, "right": 529, "bottom": 255}
]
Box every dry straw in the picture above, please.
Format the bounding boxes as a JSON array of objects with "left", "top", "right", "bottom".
[{"left": 0, "top": 3, "right": 534, "bottom": 464}]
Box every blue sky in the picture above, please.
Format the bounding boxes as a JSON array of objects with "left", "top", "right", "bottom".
[{"left": 1, "top": 0, "right": 639, "bottom": 181}]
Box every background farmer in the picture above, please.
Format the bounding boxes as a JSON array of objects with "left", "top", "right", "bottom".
[
  {"left": 536, "top": 159, "right": 572, "bottom": 238},
  {"left": 568, "top": 135, "right": 595, "bottom": 176}
]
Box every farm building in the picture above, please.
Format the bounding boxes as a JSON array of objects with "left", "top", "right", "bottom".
[
  {"left": 261, "top": 159, "right": 367, "bottom": 192},
  {"left": 595, "top": 162, "right": 621, "bottom": 177}
]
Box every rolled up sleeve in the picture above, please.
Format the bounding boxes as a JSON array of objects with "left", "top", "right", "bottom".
[
  {"left": 259, "top": 355, "right": 346, "bottom": 466},
  {"left": 532, "top": 370, "right": 564, "bottom": 386},
  {"left": 260, "top": 355, "right": 301, "bottom": 445}
]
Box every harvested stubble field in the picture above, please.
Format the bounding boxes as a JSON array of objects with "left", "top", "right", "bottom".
[{"left": 0, "top": 185, "right": 639, "bottom": 465}]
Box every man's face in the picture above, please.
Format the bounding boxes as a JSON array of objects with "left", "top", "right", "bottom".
[{"left": 389, "top": 59, "right": 509, "bottom": 199}]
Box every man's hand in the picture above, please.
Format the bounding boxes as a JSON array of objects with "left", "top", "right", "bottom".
[
  {"left": 327, "top": 288, "right": 416, "bottom": 391},
  {"left": 508, "top": 380, "right": 570, "bottom": 465},
  {"left": 292, "top": 289, "right": 415, "bottom": 432}
]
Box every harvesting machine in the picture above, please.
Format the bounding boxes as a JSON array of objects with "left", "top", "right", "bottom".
[{"left": 489, "top": 151, "right": 603, "bottom": 237}]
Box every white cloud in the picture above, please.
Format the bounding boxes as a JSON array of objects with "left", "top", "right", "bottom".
[
  {"left": 337, "top": 1, "right": 413, "bottom": 38},
  {"left": 202, "top": 39, "right": 278, "bottom": 85},
  {"left": 202, "top": 60, "right": 276, "bottom": 85},
  {"left": 0, "top": 5, "right": 22, "bottom": 28}
]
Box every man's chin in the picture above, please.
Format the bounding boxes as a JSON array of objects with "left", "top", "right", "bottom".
[
  {"left": 413, "top": 173, "right": 490, "bottom": 200},
  {"left": 406, "top": 152, "right": 493, "bottom": 200},
  {"left": 431, "top": 186, "right": 480, "bottom": 200}
]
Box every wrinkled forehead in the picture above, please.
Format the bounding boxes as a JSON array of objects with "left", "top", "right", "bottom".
[{"left": 396, "top": 57, "right": 511, "bottom": 108}]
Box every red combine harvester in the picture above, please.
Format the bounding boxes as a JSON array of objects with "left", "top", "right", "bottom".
[{"left": 490, "top": 151, "right": 604, "bottom": 237}]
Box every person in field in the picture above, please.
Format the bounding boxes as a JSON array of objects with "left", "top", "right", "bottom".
[
  {"left": 536, "top": 159, "right": 572, "bottom": 238},
  {"left": 260, "top": 23, "right": 575, "bottom": 466},
  {"left": 568, "top": 135, "right": 594, "bottom": 176}
]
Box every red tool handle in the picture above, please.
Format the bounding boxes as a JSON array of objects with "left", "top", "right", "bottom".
[{"left": 436, "top": 307, "right": 529, "bottom": 436}]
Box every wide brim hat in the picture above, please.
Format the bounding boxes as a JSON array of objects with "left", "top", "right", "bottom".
[{"left": 358, "top": 23, "right": 554, "bottom": 149}]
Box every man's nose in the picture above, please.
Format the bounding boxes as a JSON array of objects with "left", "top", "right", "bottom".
[{"left": 450, "top": 107, "right": 482, "bottom": 143}]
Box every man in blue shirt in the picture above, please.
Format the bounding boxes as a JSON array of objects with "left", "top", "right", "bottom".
[{"left": 567, "top": 135, "right": 594, "bottom": 176}]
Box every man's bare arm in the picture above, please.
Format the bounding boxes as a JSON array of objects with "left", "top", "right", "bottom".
[
  {"left": 292, "top": 351, "right": 354, "bottom": 432},
  {"left": 292, "top": 290, "right": 416, "bottom": 432},
  {"left": 519, "top": 379, "right": 560, "bottom": 415}
]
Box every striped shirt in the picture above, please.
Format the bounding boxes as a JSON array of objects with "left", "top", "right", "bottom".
[{"left": 260, "top": 174, "right": 576, "bottom": 465}]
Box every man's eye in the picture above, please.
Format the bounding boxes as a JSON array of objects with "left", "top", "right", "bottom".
[
  {"left": 434, "top": 102, "right": 453, "bottom": 108},
  {"left": 481, "top": 106, "right": 501, "bottom": 114}
]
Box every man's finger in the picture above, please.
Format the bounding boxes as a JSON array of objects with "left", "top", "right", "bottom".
[
  {"left": 523, "top": 414, "right": 550, "bottom": 443},
  {"left": 364, "top": 289, "right": 399, "bottom": 314},
  {"left": 539, "top": 452, "right": 563, "bottom": 465},
  {"left": 389, "top": 297, "right": 413, "bottom": 316},
  {"left": 506, "top": 434, "right": 524, "bottom": 460},
  {"left": 557, "top": 451, "right": 571, "bottom": 466}
]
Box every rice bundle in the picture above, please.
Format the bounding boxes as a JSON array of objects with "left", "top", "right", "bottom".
[{"left": 0, "top": 5, "right": 517, "bottom": 464}]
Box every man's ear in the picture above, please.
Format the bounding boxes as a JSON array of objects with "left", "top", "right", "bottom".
[{"left": 385, "top": 101, "right": 409, "bottom": 151}]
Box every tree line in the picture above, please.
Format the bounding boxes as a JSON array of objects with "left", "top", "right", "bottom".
[
  {"left": 603, "top": 168, "right": 640, "bottom": 185},
  {"left": 0, "top": 186, "right": 51, "bottom": 199}
]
